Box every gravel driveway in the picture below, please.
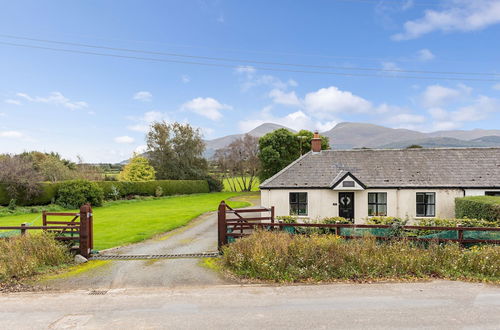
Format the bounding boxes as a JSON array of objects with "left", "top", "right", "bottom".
[{"left": 40, "top": 194, "right": 260, "bottom": 290}]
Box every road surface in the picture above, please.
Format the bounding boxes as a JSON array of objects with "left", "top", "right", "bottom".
[{"left": 1, "top": 281, "right": 500, "bottom": 329}]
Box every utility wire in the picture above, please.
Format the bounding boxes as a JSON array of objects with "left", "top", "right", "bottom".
[
  {"left": 1, "top": 41, "right": 499, "bottom": 82},
  {"left": 1, "top": 34, "right": 498, "bottom": 77}
]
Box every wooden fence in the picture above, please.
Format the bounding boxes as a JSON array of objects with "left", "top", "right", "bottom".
[
  {"left": 217, "top": 201, "right": 500, "bottom": 250},
  {"left": 0, "top": 204, "right": 94, "bottom": 258}
]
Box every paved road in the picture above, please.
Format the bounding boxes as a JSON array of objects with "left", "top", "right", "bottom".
[
  {"left": 40, "top": 194, "right": 260, "bottom": 290},
  {"left": 2, "top": 281, "right": 500, "bottom": 329}
]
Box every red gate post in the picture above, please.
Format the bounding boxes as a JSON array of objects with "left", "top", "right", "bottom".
[
  {"left": 79, "top": 204, "right": 91, "bottom": 258},
  {"left": 42, "top": 211, "right": 47, "bottom": 227},
  {"left": 218, "top": 201, "right": 227, "bottom": 251},
  {"left": 271, "top": 206, "right": 275, "bottom": 230}
]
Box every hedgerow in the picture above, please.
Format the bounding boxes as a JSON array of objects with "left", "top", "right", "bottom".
[
  {"left": 0, "top": 180, "right": 210, "bottom": 206},
  {"left": 455, "top": 196, "right": 500, "bottom": 222}
]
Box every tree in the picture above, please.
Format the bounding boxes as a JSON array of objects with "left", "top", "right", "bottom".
[
  {"left": 407, "top": 144, "right": 423, "bottom": 149},
  {"left": 20, "top": 151, "right": 76, "bottom": 182},
  {"left": 258, "top": 129, "right": 330, "bottom": 181},
  {"left": 214, "top": 134, "right": 260, "bottom": 192},
  {"left": 0, "top": 155, "right": 42, "bottom": 202},
  {"left": 118, "top": 155, "right": 156, "bottom": 181},
  {"left": 146, "top": 121, "right": 208, "bottom": 179}
]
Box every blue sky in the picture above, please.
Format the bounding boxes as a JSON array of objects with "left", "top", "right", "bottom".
[{"left": 1, "top": 0, "right": 499, "bottom": 163}]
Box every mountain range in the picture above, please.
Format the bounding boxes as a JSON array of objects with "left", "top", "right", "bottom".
[
  {"left": 121, "top": 122, "right": 500, "bottom": 163},
  {"left": 204, "top": 122, "right": 500, "bottom": 157}
]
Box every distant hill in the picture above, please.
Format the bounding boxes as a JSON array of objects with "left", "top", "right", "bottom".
[
  {"left": 120, "top": 122, "right": 500, "bottom": 164},
  {"left": 204, "top": 123, "right": 295, "bottom": 158}
]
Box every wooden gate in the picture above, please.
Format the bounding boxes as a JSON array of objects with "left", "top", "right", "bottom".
[
  {"left": 0, "top": 204, "right": 94, "bottom": 258},
  {"left": 217, "top": 200, "right": 274, "bottom": 251}
]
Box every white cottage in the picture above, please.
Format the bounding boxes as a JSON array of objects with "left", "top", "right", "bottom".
[{"left": 260, "top": 133, "right": 500, "bottom": 223}]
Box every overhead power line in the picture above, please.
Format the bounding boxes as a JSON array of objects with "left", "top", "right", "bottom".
[
  {"left": 0, "top": 40, "right": 499, "bottom": 83},
  {"left": 1, "top": 34, "right": 498, "bottom": 77}
]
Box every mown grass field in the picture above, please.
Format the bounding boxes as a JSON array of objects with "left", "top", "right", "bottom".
[
  {"left": 0, "top": 192, "right": 250, "bottom": 251},
  {"left": 222, "top": 176, "right": 260, "bottom": 192}
]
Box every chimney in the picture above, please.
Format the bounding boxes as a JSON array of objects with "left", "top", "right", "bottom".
[{"left": 311, "top": 131, "right": 322, "bottom": 153}]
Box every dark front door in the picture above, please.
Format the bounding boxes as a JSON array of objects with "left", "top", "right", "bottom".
[{"left": 339, "top": 192, "right": 355, "bottom": 220}]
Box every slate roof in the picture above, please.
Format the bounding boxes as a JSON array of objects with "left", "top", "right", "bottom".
[{"left": 260, "top": 148, "right": 500, "bottom": 189}]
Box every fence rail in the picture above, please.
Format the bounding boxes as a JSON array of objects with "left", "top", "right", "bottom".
[
  {"left": 217, "top": 201, "right": 500, "bottom": 250},
  {"left": 0, "top": 204, "right": 94, "bottom": 258}
]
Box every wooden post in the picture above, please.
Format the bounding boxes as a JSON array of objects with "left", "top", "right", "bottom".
[
  {"left": 79, "top": 204, "right": 91, "bottom": 258},
  {"left": 42, "top": 211, "right": 47, "bottom": 227},
  {"left": 218, "top": 201, "right": 227, "bottom": 251},
  {"left": 88, "top": 205, "right": 94, "bottom": 251},
  {"left": 270, "top": 206, "right": 275, "bottom": 230},
  {"left": 457, "top": 224, "right": 463, "bottom": 246},
  {"left": 21, "top": 223, "right": 27, "bottom": 236}
]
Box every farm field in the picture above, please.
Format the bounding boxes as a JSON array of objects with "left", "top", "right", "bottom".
[
  {"left": 0, "top": 192, "right": 250, "bottom": 251},
  {"left": 222, "top": 176, "right": 260, "bottom": 192}
]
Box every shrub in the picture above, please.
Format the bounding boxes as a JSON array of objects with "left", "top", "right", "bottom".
[
  {"left": 155, "top": 185, "right": 163, "bottom": 197},
  {"left": 109, "top": 184, "right": 120, "bottom": 201},
  {"left": 366, "top": 216, "right": 405, "bottom": 225},
  {"left": 220, "top": 231, "right": 500, "bottom": 282},
  {"left": 455, "top": 196, "right": 500, "bottom": 222},
  {"left": 56, "top": 180, "right": 104, "bottom": 208},
  {"left": 276, "top": 216, "right": 298, "bottom": 224},
  {"left": 206, "top": 176, "right": 223, "bottom": 192},
  {"left": 0, "top": 232, "right": 72, "bottom": 282}
]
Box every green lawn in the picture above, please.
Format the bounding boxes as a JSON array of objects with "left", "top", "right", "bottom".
[
  {"left": 0, "top": 192, "right": 251, "bottom": 251},
  {"left": 223, "top": 176, "right": 260, "bottom": 192}
]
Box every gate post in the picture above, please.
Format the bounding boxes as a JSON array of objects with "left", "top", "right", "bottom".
[
  {"left": 218, "top": 201, "right": 227, "bottom": 251},
  {"left": 79, "top": 204, "right": 92, "bottom": 258}
]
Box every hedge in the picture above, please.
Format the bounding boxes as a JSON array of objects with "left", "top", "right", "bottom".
[
  {"left": 455, "top": 196, "right": 500, "bottom": 222},
  {"left": 0, "top": 180, "right": 209, "bottom": 206}
]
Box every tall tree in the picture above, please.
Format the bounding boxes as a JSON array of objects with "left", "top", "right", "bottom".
[
  {"left": 214, "top": 134, "right": 260, "bottom": 192},
  {"left": 118, "top": 155, "right": 156, "bottom": 181},
  {"left": 258, "top": 129, "right": 330, "bottom": 181},
  {"left": 0, "top": 155, "right": 42, "bottom": 201},
  {"left": 146, "top": 121, "right": 208, "bottom": 179}
]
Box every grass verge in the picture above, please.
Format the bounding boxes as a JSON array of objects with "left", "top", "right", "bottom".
[
  {"left": 0, "top": 192, "right": 251, "bottom": 250},
  {"left": 219, "top": 231, "right": 500, "bottom": 283},
  {"left": 0, "top": 232, "right": 72, "bottom": 284}
]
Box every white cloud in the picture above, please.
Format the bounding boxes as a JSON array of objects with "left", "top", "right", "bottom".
[
  {"left": 381, "top": 61, "right": 401, "bottom": 72},
  {"left": 417, "top": 49, "right": 435, "bottom": 61},
  {"left": 393, "top": 0, "right": 500, "bottom": 40},
  {"left": 235, "top": 66, "right": 256, "bottom": 74},
  {"left": 134, "top": 145, "right": 147, "bottom": 154},
  {"left": 421, "top": 84, "right": 471, "bottom": 108},
  {"left": 4, "top": 99, "right": 21, "bottom": 105},
  {"left": 0, "top": 130, "right": 24, "bottom": 138},
  {"left": 16, "top": 92, "right": 88, "bottom": 110},
  {"left": 133, "top": 91, "right": 153, "bottom": 102},
  {"left": 181, "top": 97, "right": 232, "bottom": 121},
  {"left": 0, "top": 113, "right": 6, "bottom": 117},
  {"left": 493, "top": 83, "right": 500, "bottom": 90},
  {"left": 114, "top": 136, "right": 135, "bottom": 144},
  {"left": 428, "top": 107, "right": 449, "bottom": 120},
  {"left": 127, "top": 110, "right": 168, "bottom": 132},
  {"left": 181, "top": 75, "right": 191, "bottom": 83},
  {"left": 268, "top": 89, "right": 302, "bottom": 107},
  {"left": 303, "top": 86, "right": 372, "bottom": 119}
]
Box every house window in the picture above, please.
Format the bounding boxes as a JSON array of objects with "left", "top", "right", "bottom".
[
  {"left": 368, "top": 192, "right": 387, "bottom": 216},
  {"left": 416, "top": 192, "right": 435, "bottom": 217},
  {"left": 485, "top": 191, "right": 500, "bottom": 196},
  {"left": 290, "top": 192, "right": 307, "bottom": 216}
]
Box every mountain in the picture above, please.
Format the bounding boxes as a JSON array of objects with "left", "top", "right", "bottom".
[
  {"left": 321, "top": 123, "right": 500, "bottom": 149},
  {"left": 204, "top": 123, "right": 295, "bottom": 158},
  {"left": 321, "top": 122, "right": 427, "bottom": 149},
  {"left": 378, "top": 137, "right": 499, "bottom": 149},
  {"left": 120, "top": 122, "right": 500, "bottom": 164}
]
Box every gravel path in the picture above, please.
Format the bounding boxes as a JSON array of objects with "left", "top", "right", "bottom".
[{"left": 40, "top": 194, "right": 260, "bottom": 290}]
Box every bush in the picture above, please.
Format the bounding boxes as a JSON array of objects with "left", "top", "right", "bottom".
[
  {"left": 456, "top": 196, "right": 500, "bottom": 222},
  {"left": 206, "top": 176, "right": 223, "bottom": 192},
  {"left": 0, "top": 232, "right": 72, "bottom": 282},
  {"left": 366, "top": 216, "right": 405, "bottom": 225},
  {"left": 220, "top": 231, "right": 500, "bottom": 282},
  {"left": 276, "top": 216, "right": 298, "bottom": 224},
  {"left": 417, "top": 217, "right": 499, "bottom": 228},
  {"left": 56, "top": 180, "right": 104, "bottom": 208}
]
